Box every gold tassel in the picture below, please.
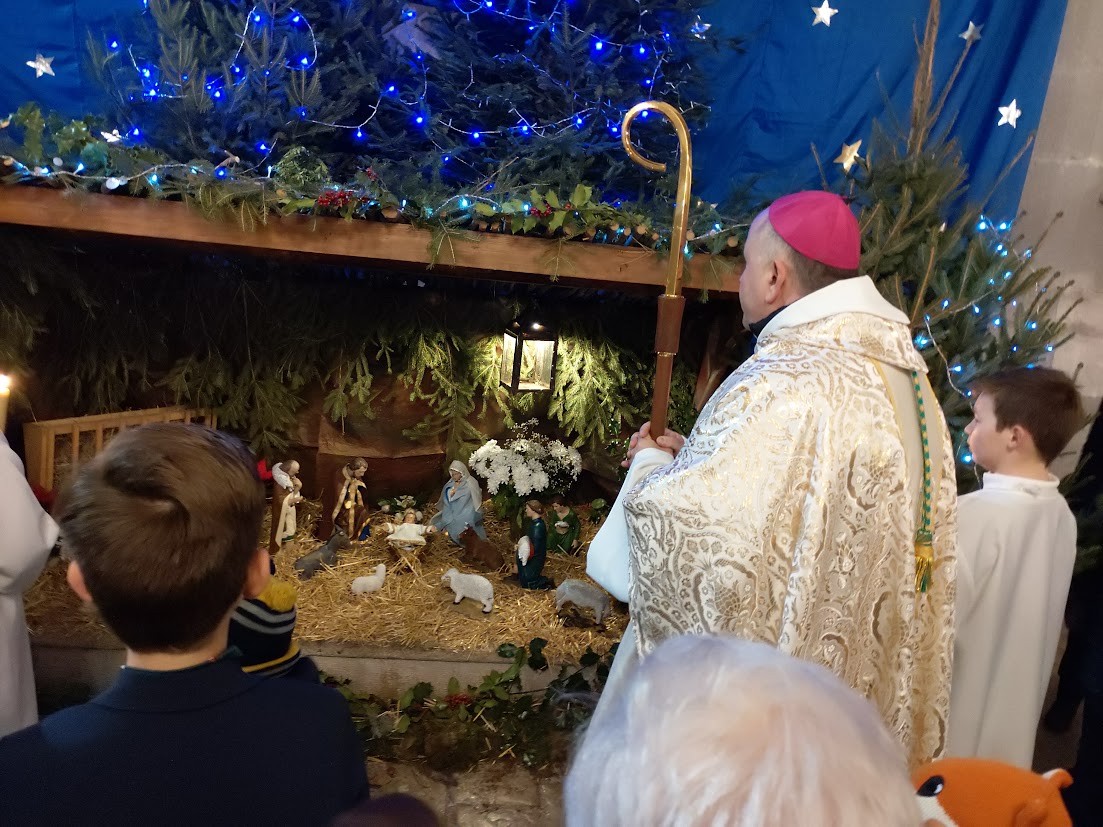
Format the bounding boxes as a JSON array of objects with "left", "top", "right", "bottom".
[{"left": 914, "top": 531, "right": 934, "bottom": 593}]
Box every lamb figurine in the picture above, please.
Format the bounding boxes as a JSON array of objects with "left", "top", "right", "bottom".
[
  {"left": 555, "top": 579, "right": 612, "bottom": 626},
  {"left": 442, "top": 567, "right": 494, "bottom": 613},
  {"left": 351, "top": 564, "right": 387, "bottom": 595}
]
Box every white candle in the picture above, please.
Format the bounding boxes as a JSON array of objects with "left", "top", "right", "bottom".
[{"left": 0, "top": 374, "right": 10, "bottom": 434}]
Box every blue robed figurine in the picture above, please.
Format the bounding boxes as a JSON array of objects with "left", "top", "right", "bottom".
[{"left": 430, "top": 460, "right": 487, "bottom": 544}]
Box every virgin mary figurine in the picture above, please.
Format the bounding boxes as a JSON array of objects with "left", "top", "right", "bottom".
[{"left": 430, "top": 461, "right": 487, "bottom": 544}]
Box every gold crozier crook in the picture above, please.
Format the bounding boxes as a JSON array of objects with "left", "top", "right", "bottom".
[{"left": 621, "top": 101, "right": 693, "bottom": 438}]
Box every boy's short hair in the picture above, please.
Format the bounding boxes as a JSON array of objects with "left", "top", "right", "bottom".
[
  {"left": 549, "top": 494, "right": 567, "bottom": 507},
  {"left": 57, "top": 423, "right": 265, "bottom": 652},
  {"left": 971, "top": 367, "right": 1084, "bottom": 464}
]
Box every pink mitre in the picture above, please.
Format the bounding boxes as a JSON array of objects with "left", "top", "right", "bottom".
[{"left": 767, "top": 191, "right": 860, "bottom": 270}]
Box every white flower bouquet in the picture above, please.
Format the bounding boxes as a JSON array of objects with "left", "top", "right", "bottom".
[{"left": 468, "top": 421, "right": 582, "bottom": 526}]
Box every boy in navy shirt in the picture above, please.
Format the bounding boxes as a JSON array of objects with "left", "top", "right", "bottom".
[{"left": 0, "top": 424, "right": 368, "bottom": 826}]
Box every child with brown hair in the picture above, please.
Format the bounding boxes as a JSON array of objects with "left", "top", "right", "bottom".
[
  {"left": 948, "top": 366, "right": 1084, "bottom": 767},
  {"left": 0, "top": 423, "right": 368, "bottom": 824}
]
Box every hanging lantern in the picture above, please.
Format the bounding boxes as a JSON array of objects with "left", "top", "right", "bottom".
[{"left": 500, "top": 318, "right": 558, "bottom": 393}]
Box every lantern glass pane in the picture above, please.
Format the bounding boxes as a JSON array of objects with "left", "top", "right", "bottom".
[
  {"left": 500, "top": 332, "right": 518, "bottom": 387},
  {"left": 518, "top": 339, "right": 555, "bottom": 391}
]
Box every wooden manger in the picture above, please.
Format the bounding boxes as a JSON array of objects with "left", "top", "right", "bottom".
[{"left": 23, "top": 405, "right": 217, "bottom": 493}]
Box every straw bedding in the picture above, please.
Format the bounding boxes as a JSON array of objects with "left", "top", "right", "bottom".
[{"left": 25, "top": 500, "right": 626, "bottom": 664}]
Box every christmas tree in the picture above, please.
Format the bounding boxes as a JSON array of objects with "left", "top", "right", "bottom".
[
  {"left": 838, "top": 0, "right": 1077, "bottom": 490},
  {"left": 90, "top": 0, "right": 720, "bottom": 197}
]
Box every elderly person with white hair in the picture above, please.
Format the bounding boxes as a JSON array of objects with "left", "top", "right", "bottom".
[{"left": 564, "top": 635, "right": 920, "bottom": 827}]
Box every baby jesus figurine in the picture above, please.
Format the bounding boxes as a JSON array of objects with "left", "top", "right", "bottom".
[{"left": 382, "top": 509, "right": 437, "bottom": 551}]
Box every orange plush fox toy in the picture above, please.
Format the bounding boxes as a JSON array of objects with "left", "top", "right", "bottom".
[{"left": 913, "top": 758, "right": 1073, "bottom": 827}]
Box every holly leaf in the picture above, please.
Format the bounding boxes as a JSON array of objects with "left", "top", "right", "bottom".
[
  {"left": 474, "top": 202, "right": 497, "bottom": 216},
  {"left": 545, "top": 191, "right": 560, "bottom": 209},
  {"left": 394, "top": 714, "right": 411, "bottom": 734},
  {"left": 497, "top": 643, "right": 519, "bottom": 659},
  {"left": 570, "top": 184, "right": 593, "bottom": 207},
  {"left": 522, "top": 215, "right": 537, "bottom": 233},
  {"left": 548, "top": 210, "right": 567, "bottom": 232},
  {"left": 79, "top": 141, "right": 110, "bottom": 172},
  {"left": 54, "top": 120, "right": 91, "bottom": 156},
  {"left": 527, "top": 637, "right": 549, "bottom": 671},
  {"left": 398, "top": 688, "right": 415, "bottom": 711},
  {"left": 14, "top": 102, "right": 45, "bottom": 164}
]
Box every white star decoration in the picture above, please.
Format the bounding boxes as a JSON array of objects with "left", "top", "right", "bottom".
[
  {"left": 25, "top": 53, "right": 55, "bottom": 78},
  {"left": 998, "top": 99, "right": 1022, "bottom": 129},
  {"left": 834, "top": 140, "right": 863, "bottom": 172},
  {"left": 812, "top": 1, "right": 839, "bottom": 27},
  {"left": 960, "top": 21, "right": 983, "bottom": 44}
]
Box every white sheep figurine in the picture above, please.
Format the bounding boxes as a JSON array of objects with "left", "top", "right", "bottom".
[
  {"left": 442, "top": 567, "right": 494, "bottom": 613},
  {"left": 351, "top": 564, "right": 387, "bottom": 595},
  {"left": 555, "top": 579, "right": 612, "bottom": 626}
]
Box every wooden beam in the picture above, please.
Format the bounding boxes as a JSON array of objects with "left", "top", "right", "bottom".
[{"left": 0, "top": 187, "right": 740, "bottom": 294}]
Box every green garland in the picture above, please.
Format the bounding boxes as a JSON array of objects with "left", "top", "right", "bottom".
[
  {"left": 334, "top": 638, "right": 616, "bottom": 771},
  {"left": 1, "top": 104, "right": 745, "bottom": 265}
]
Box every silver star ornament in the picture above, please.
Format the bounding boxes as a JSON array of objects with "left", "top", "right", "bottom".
[
  {"left": 998, "top": 99, "right": 1022, "bottom": 129},
  {"left": 26, "top": 53, "right": 55, "bottom": 78},
  {"left": 690, "top": 15, "right": 711, "bottom": 39},
  {"left": 812, "top": 2, "right": 838, "bottom": 27}
]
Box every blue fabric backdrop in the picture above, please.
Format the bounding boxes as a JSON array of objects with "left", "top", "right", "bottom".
[
  {"left": 0, "top": 1, "right": 1067, "bottom": 220},
  {"left": 694, "top": 0, "right": 1068, "bottom": 219}
]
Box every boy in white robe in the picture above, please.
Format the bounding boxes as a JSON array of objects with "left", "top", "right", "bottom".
[
  {"left": 948, "top": 366, "right": 1084, "bottom": 767},
  {"left": 0, "top": 434, "right": 58, "bottom": 736}
]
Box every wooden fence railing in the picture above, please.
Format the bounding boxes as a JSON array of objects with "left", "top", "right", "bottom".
[{"left": 23, "top": 406, "right": 217, "bottom": 492}]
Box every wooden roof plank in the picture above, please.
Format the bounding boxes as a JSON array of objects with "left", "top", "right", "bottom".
[{"left": 0, "top": 187, "right": 740, "bottom": 294}]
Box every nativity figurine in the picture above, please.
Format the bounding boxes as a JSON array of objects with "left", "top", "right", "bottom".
[
  {"left": 429, "top": 461, "right": 486, "bottom": 544},
  {"left": 268, "top": 459, "right": 303, "bottom": 555},
  {"left": 331, "top": 457, "right": 369, "bottom": 540},
  {"left": 383, "top": 508, "right": 436, "bottom": 551},
  {"left": 547, "top": 494, "right": 582, "bottom": 555},
  {"left": 516, "top": 499, "right": 554, "bottom": 590}
]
